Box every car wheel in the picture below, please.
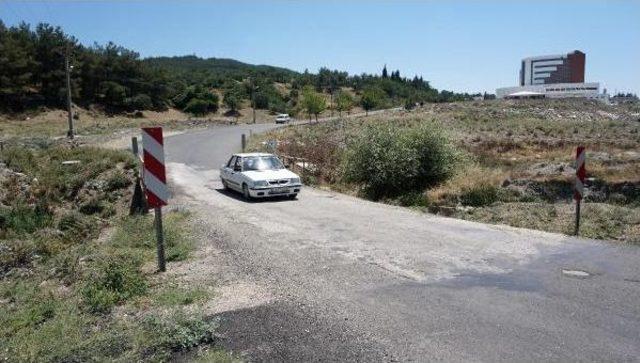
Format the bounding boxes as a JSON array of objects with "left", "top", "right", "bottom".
[
  {"left": 242, "top": 184, "right": 251, "bottom": 200},
  {"left": 288, "top": 194, "right": 297, "bottom": 200}
]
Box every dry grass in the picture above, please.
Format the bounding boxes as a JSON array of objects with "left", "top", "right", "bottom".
[{"left": 427, "top": 165, "right": 508, "bottom": 205}]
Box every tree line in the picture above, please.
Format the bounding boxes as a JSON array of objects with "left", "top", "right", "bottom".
[
  {"left": 0, "top": 21, "right": 173, "bottom": 113},
  {"left": 1, "top": 21, "right": 477, "bottom": 116}
]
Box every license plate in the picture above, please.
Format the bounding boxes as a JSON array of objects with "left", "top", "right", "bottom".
[{"left": 269, "top": 187, "right": 289, "bottom": 194}]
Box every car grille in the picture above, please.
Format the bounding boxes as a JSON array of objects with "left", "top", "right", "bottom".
[{"left": 268, "top": 179, "right": 289, "bottom": 185}]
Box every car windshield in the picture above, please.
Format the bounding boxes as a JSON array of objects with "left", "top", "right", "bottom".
[{"left": 242, "top": 156, "right": 284, "bottom": 171}]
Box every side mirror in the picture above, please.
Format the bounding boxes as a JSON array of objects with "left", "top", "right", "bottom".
[{"left": 233, "top": 166, "right": 241, "bottom": 172}]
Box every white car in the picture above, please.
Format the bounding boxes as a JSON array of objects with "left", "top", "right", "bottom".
[
  {"left": 220, "top": 153, "right": 302, "bottom": 200},
  {"left": 275, "top": 114, "right": 291, "bottom": 124}
]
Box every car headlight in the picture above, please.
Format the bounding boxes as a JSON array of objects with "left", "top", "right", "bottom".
[
  {"left": 290, "top": 177, "right": 300, "bottom": 184},
  {"left": 253, "top": 180, "right": 269, "bottom": 187}
]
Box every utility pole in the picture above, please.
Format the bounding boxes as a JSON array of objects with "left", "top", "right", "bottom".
[
  {"left": 251, "top": 79, "right": 259, "bottom": 124},
  {"left": 65, "top": 43, "right": 74, "bottom": 139},
  {"left": 330, "top": 89, "right": 334, "bottom": 117}
]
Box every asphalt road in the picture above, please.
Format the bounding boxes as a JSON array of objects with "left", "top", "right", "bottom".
[{"left": 165, "top": 123, "right": 640, "bottom": 362}]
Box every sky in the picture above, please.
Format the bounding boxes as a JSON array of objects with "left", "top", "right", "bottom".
[{"left": 1, "top": 0, "right": 639, "bottom": 95}]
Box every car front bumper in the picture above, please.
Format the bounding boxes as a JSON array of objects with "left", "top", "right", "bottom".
[{"left": 249, "top": 184, "right": 302, "bottom": 198}]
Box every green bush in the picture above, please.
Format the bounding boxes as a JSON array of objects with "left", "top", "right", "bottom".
[
  {"left": 185, "top": 98, "right": 218, "bottom": 115},
  {"left": 0, "top": 239, "right": 37, "bottom": 272},
  {"left": 82, "top": 253, "right": 147, "bottom": 313},
  {"left": 101, "top": 81, "right": 127, "bottom": 109},
  {"left": 0, "top": 202, "right": 52, "bottom": 234},
  {"left": 342, "top": 122, "right": 459, "bottom": 199},
  {"left": 105, "top": 171, "right": 131, "bottom": 191},
  {"left": 127, "top": 93, "right": 153, "bottom": 110},
  {"left": 0, "top": 146, "right": 37, "bottom": 174},
  {"left": 79, "top": 198, "right": 106, "bottom": 215},
  {"left": 253, "top": 92, "right": 270, "bottom": 109},
  {"left": 460, "top": 184, "right": 499, "bottom": 207},
  {"left": 57, "top": 211, "right": 95, "bottom": 241},
  {"left": 396, "top": 191, "right": 428, "bottom": 207},
  {"left": 142, "top": 312, "right": 216, "bottom": 353}
]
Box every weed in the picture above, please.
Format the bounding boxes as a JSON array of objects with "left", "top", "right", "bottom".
[
  {"left": 152, "top": 286, "right": 210, "bottom": 307},
  {"left": 106, "top": 170, "right": 131, "bottom": 191},
  {"left": 460, "top": 184, "right": 499, "bottom": 207},
  {"left": 140, "top": 311, "right": 217, "bottom": 359},
  {"left": 190, "top": 348, "right": 243, "bottom": 363},
  {"left": 110, "top": 211, "right": 194, "bottom": 262},
  {"left": 0, "top": 201, "right": 53, "bottom": 234},
  {"left": 0, "top": 239, "right": 37, "bottom": 272},
  {"left": 82, "top": 252, "right": 147, "bottom": 314}
]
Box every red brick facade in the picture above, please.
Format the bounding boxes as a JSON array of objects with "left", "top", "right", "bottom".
[{"left": 567, "top": 50, "right": 585, "bottom": 83}]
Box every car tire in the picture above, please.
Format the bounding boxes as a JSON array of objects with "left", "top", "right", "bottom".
[
  {"left": 242, "top": 184, "right": 252, "bottom": 200},
  {"left": 288, "top": 194, "right": 297, "bottom": 200}
]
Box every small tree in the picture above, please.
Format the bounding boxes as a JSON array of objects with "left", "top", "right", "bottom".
[
  {"left": 223, "top": 89, "right": 240, "bottom": 113},
  {"left": 361, "top": 87, "right": 382, "bottom": 115},
  {"left": 184, "top": 97, "right": 218, "bottom": 116},
  {"left": 335, "top": 91, "right": 354, "bottom": 117},
  {"left": 301, "top": 86, "right": 326, "bottom": 122},
  {"left": 127, "top": 94, "right": 153, "bottom": 110},
  {"left": 101, "top": 81, "right": 127, "bottom": 110}
]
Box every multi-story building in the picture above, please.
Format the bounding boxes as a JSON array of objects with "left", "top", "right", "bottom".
[
  {"left": 496, "top": 50, "right": 603, "bottom": 100},
  {"left": 519, "top": 50, "right": 585, "bottom": 86}
]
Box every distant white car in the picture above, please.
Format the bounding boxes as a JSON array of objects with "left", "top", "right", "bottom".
[
  {"left": 220, "top": 153, "right": 302, "bottom": 200},
  {"left": 275, "top": 114, "right": 291, "bottom": 124}
]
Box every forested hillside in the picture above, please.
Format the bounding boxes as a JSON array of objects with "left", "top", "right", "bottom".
[
  {"left": 1, "top": 20, "right": 475, "bottom": 117},
  {"left": 0, "top": 21, "right": 173, "bottom": 113}
]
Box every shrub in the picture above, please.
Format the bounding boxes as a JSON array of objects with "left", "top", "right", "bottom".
[
  {"left": 79, "top": 198, "right": 106, "bottom": 215},
  {"left": 105, "top": 171, "right": 131, "bottom": 191},
  {"left": 127, "top": 94, "right": 153, "bottom": 110},
  {"left": 57, "top": 211, "right": 94, "bottom": 240},
  {"left": 360, "top": 86, "right": 386, "bottom": 114},
  {"left": 184, "top": 98, "right": 218, "bottom": 116},
  {"left": 253, "top": 92, "right": 270, "bottom": 109},
  {"left": 0, "top": 146, "right": 37, "bottom": 174},
  {"left": 0, "top": 239, "right": 37, "bottom": 272},
  {"left": 223, "top": 89, "right": 242, "bottom": 112},
  {"left": 460, "top": 184, "right": 499, "bottom": 207},
  {"left": 153, "top": 287, "right": 209, "bottom": 306},
  {"left": 82, "top": 253, "right": 147, "bottom": 313},
  {"left": 101, "top": 81, "right": 127, "bottom": 109},
  {"left": 142, "top": 312, "right": 216, "bottom": 353},
  {"left": 0, "top": 202, "right": 53, "bottom": 234},
  {"left": 342, "top": 122, "right": 459, "bottom": 199},
  {"left": 396, "top": 191, "right": 428, "bottom": 207},
  {"left": 268, "top": 97, "right": 287, "bottom": 113}
]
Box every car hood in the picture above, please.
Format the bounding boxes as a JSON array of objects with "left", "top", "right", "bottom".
[{"left": 242, "top": 169, "right": 299, "bottom": 181}]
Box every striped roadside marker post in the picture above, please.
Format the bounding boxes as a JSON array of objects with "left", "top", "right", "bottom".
[
  {"left": 142, "top": 127, "right": 169, "bottom": 272},
  {"left": 574, "top": 146, "right": 586, "bottom": 236}
]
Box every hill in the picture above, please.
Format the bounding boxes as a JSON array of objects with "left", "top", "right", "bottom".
[
  {"left": 0, "top": 21, "right": 474, "bottom": 118},
  {"left": 144, "top": 55, "right": 299, "bottom": 84}
]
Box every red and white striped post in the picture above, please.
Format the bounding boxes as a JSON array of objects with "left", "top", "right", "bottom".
[
  {"left": 574, "top": 146, "right": 586, "bottom": 236},
  {"left": 142, "top": 127, "right": 169, "bottom": 271}
]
